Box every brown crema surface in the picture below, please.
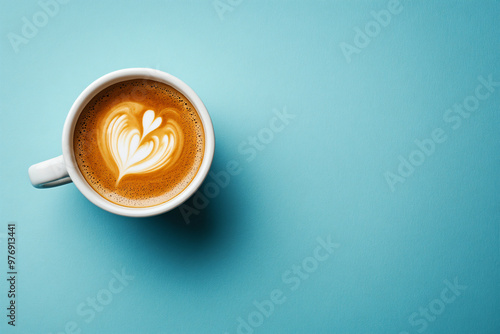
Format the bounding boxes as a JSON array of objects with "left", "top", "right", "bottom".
[{"left": 74, "top": 79, "right": 205, "bottom": 207}]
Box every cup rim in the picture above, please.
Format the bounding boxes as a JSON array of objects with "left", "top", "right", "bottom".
[{"left": 62, "top": 68, "right": 215, "bottom": 217}]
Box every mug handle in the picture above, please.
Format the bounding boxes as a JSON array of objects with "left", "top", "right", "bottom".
[{"left": 28, "top": 155, "right": 72, "bottom": 188}]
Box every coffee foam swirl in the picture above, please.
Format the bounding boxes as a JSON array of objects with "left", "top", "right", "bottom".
[
  {"left": 98, "top": 102, "right": 184, "bottom": 185},
  {"left": 75, "top": 79, "right": 204, "bottom": 208}
]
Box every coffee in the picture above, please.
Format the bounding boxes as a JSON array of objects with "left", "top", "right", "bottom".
[{"left": 74, "top": 79, "right": 205, "bottom": 207}]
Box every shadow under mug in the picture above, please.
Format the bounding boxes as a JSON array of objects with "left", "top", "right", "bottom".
[{"left": 28, "top": 68, "right": 215, "bottom": 217}]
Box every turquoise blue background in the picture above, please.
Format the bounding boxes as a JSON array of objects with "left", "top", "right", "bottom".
[{"left": 1, "top": 0, "right": 499, "bottom": 333}]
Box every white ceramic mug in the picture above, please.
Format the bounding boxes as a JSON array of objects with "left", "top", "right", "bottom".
[{"left": 28, "top": 68, "right": 215, "bottom": 217}]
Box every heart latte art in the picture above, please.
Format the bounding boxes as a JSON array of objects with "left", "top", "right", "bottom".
[
  {"left": 98, "top": 102, "right": 184, "bottom": 185},
  {"left": 74, "top": 79, "right": 204, "bottom": 208}
]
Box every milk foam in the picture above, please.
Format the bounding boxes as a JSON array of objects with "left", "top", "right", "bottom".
[
  {"left": 98, "top": 102, "right": 184, "bottom": 185},
  {"left": 75, "top": 79, "right": 205, "bottom": 208}
]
